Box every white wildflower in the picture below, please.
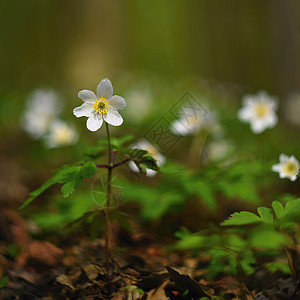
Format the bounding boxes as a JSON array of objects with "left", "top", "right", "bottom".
[
  {"left": 272, "top": 154, "right": 299, "bottom": 181},
  {"left": 45, "top": 119, "right": 78, "bottom": 148},
  {"left": 124, "top": 89, "right": 152, "bottom": 122},
  {"left": 171, "top": 105, "right": 220, "bottom": 136},
  {"left": 23, "top": 89, "right": 61, "bottom": 139},
  {"left": 73, "top": 78, "right": 126, "bottom": 131},
  {"left": 238, "top": 91, "right": 278, "bottom": 134},
  {"left": 128, "top": 140, "right": 165, "bottom": 177},
  {"left": 206, "top": 140, "right": 233, "bottom": 162}
]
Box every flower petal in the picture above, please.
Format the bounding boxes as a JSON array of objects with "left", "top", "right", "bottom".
[
  {"left": 73, "top": 103, "right": 93, "bottom": 118},
  {"left": 86, "top": 116, "right": 103, "bottom": 131},
  {"left": 250, "top": 120, "right": 266, "bottom": 134},
  {"left": 103, "top": 109, "right": 123, "bottom": 126},
  {"left": 108, "top": 95, "right": 126, "bottom": 110},
  {"left": 97, "top": 78, "right": 113, "bottom": 99},
  {"left": 145, "top": 169, "right": 157, "bottom": 177},
  {"left": 78, "top": 90, "right": 97, "bottom": 103},
  {"left": 264, "top": 113, "right": 278, "bottom": 128},
  {"left": 271, "top": 164, "right": 281, "bottom": 172},
  {"left": 171, "top": 119, "right": 192, "bottom": 136},
  {"left": 238, "top": 107, "right": 253, "bottom": 121},
  {"left": 279, "top": 154, "right": 289, "bottom": 163}
]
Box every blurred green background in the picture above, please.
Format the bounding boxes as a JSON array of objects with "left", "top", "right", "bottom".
[{"left": 1, "top": 0, "right": 300, "bottom": 96}]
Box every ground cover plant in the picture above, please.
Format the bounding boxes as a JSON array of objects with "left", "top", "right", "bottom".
[{"left": 1, "top": 2, "right": 300, "bottom": 299}]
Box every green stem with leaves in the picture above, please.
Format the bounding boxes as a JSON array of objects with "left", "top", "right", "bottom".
[{"left": 104, "top": 122, "right": 114, "bottom": 274}]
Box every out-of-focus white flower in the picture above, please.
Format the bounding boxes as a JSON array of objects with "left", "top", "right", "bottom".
[
  {"left": 206, "top": 140, "right": 233, "bottom": 162},
  {"left": 23, "top": 89, "right": 61, "bottom": 139},
  {"left": 238, "top": 91, "right": 278, "bottom": 134},
  {"left": 124, "top": 89, "right": 152, "bottom": 122},
  {"left": 45, "top": 119, "right": 78, "bottom": 148},
  {"left": 283, "top": 93, "right": 300, "bottom": 127},
  {"left": 171, "top": 105, "right": 220, "bottom": 136},
  {"left": 73, "top": 78, "right": 126, "bottom": 131},
  {"left": 272, "top": 154, "right": 299, "bottom": 181},
  {"left": 128, "top": 140, "right": 165, "bottom": 177}
]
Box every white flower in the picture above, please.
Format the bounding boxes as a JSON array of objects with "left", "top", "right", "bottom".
[
  {"left": 238, "top": 91, "right": 278, "bottom": 134},
  {"left": 128, "top": 140, "right": 165, "bottom": 177},
  {"left": 124, "top": 89, "right": 152, "bottom": 122},
  {"left": 206, "top": 140, "right": 233, "bottom": 162},
  {"left": 23, "top": 89, "right": 61, "bottom": 139},
  {"left": 73, "top": 78, "right": 126, "bottom": 131},
  {"left": 272, "top": 154, "right": 299, "bottom": 181},
  {"left": 45, "top": 119, "right": 78, "bottom": 149},
  {"left": 171, "top": 105, "right": 219, "bottom": 136}
]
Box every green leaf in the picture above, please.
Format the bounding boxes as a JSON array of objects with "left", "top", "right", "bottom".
[
  {"left": 80, "top": 161, "right": 97, "bottom": 178},
  {"left": 264, "top": 261, "right": 291, "bottom": 274},
  {"left": 221, "top": 211, "right": 262, "bottom": 226},
  {"left": 0, "top": 276, "right": 9, "bottom": 288},
  {"left": 249, "top": 228, "right": 286, "bottom": 249},
  {"left": 20, "top": 162, "right": 97, "bottom": 209},
  {"left": 195, "top": 180, "right": 216, "bottom": 208},
  {"left": 110, "top": 134, "right": 134, "bottom": 149},
  {"left": 272, "top": 201, "right": 285, "bottom": 219},
  {"left": 257, "top": 207, "right": 273, "bottom": 224},
  {"left": 61, "top": 180, "right": 77, "bottom": 198},
  {"left": 124, "top": 148, "right": 159, "bottom": 172}
]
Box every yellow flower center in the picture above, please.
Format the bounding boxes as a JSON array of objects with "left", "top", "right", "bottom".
[
  {"left": 93, "top": 97, "right": 109, "bottom": 115},
  {"left": 283, "top": 162, "right": 298, "bottom": 175},
  {"left": 146, "top": 145, "right": 158, "bottom": 158},
  {"left": 255, "top": 103, "right": 269, "bottom": 118},
  {"left": 186, "top": 114, "right": 202, "bottom": 127}
]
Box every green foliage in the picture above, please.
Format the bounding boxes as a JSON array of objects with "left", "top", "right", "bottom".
[
  {"left": 264, "top": 261, "right": 291, "bottom": 274},
  {"left": 6, "top": 245, "right": 21, "bottom": 260},
  {"left": 125, "top": 179, "right": 183, "bottom": 219},
  {"left": 0, "top": 276, "right": 9, "bottom": 289},
  {"left": 221, "top": 212, "right": 262, "bottom": 226},
  {"left": 221, "top": 198, "right": 300, "bottom": 228},
  {"left": 20, "top": 161, "right": 97, "bottom": 209},
  {"left": 249, "top": 227, "right": 286, "bottom": 249},
  {"left": 123, "top": 148, "right": 159, "bottom": 173},
  {"left": 33, "top": 190, "right": 98, "bottom": 230},
  {"left": 174, "top": 227, "right": 256, "bottom": 277}
]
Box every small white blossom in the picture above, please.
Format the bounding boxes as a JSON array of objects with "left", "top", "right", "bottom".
[
  {"left": 124, "top": 89, "right": 152, "bottom": 122},
  {"left": 23, "top": 89, "right": 61, "bottom": 139},
  {"left": 272, "top": 154, "right": 299, "bottom": 181},
  {"left": 238, "top": 91, "right": 278, "bottom": 134},
  {"left": 206, "top": 140, "right": 233, "bottom": 162},
  {"left": 128, "top": 140, "right": 165, "bottom": 177},
  {"left": 73, "top": 78, "right": 126, "bottom": 131},
  {"left": 45, "top": 119, "right": 78, "bottom": 149},
  {"left": 171, "top": 105, "right": 220, "bottom": 136}
]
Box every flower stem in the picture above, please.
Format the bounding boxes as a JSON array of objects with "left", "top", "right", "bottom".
[{"left": 104, "top": 122, "right": 114, "bottom": 274}]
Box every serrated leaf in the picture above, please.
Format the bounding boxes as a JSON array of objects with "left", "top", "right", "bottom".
[
  {"left": 80, "top": 161, "right": 97, "bottom": 178},
  {"left": 20, "top": 162, "right": 97, "bottom": 209},
  {"left": 61, "top": 180, "right": 77, "bottom": 198},
  {"left": 272, "top": 201, "right": 285, "bottom": 219},
  {"left": 257, "top": 207, "right": 273, "bottom": 224},
  {"left": 221, "top": 211, "right": 262, "bottom": 226}
]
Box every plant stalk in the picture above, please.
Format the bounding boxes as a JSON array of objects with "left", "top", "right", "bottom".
[{"left": 104, "top": 122, "right": 114, "bottom": 274}]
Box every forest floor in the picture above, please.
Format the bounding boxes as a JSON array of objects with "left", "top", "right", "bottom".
[{"left": 0, "top": 209, "right": 299, "bottom": 300}]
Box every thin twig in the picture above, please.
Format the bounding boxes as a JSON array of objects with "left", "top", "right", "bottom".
[
  {"left": 96, "top": 164, "right": 109, "bottom": 168},
  {"left": 113, "top": 158, "right": 131, "bottom": 169}
]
